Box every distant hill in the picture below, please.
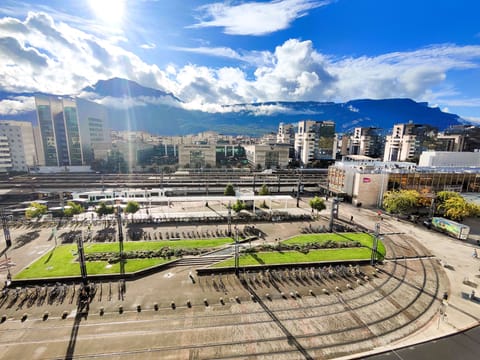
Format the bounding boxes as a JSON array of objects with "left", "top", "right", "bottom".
[
  {"left": 81, "top": 77, "right": 181, "bottom": 102},
  {"left": 0, "top": 78, "right": 463, "bottom": 136}
]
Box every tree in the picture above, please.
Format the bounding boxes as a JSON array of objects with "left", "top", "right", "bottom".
[
  {"left": 309, "top": 196, "right": 326, "bottom": 216},
  {"left": 125, "top": 201, "right": 140, "bottom": 214},
  {"left": 231, "top": 199, "right": 246, "bottom": 213},
  {"left": 438, "top": 196, "right": 470, "bottom": 221},
  {"left": 96, "top": 202, "right": 114, "bottom": 217},
  {"left": 63, "top": 201, "right": 84, "bottom": 217},
  {"left": 224, "top": 183, "right": 235, "bottom": 196},
  {"left": 259, "top": 184, "right": 270, "bottom": 195},
  {"left": 435, "top": 191, "right": 462, "bottom": 217},
  {"left": 25, "top": 202, "right": 48, "bottom": 219},
  {"left": 382, "top": 190, "right": 419, "bottom": 215},
  {"left": 435, "top": 193, "right": 480, "bottom": 221}
]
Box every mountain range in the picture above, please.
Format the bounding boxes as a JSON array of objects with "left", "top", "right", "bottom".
[{"left": 0, "top": 77, "right": 465, "bottom": 136}]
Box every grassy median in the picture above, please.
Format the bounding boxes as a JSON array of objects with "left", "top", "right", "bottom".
[
  {"left": 15, "top": 238, "right": 233, "bottom": 279},
  {"left": 213, "top": 232, "right": 385, "bottom": 268}
]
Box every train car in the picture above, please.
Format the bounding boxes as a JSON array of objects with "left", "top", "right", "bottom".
[
  {"left": 426, "top": 217, "right": 470, "bottom": 240},
  {"left": 71, "top": 188, "right": 170, "bottom": 205}
]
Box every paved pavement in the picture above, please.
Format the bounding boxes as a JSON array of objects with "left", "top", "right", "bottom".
[{"left": 0, "top": 196, "right": 479, "bottom": 359}]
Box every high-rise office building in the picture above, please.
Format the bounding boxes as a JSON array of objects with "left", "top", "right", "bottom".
[
  {"left": 35, "top": 96, "right": 110, "bottom": 166},
  {"left": 35, "top": 96, "right": 83, "bottom": 166},
  {"left": 76, "top": 98, "right": 111, "bottom": 163}
]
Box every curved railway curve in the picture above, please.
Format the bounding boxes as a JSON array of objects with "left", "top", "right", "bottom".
[{"left": 0, "top": 230, "right": 447, "bottom": 360}]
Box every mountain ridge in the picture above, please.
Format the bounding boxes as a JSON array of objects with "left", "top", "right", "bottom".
[{"left": 0, "top": 77, "right": 464, "bottom": 136}]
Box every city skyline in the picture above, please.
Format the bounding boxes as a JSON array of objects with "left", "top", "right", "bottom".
[{"left": 0, "top": 0, "right": 479, "bottom": 122}]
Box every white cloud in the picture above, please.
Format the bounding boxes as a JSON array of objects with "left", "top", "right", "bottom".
[
  {"left": 0, "top": 96, "right": 35, "bottom": 115},
  {"left": 87, "top": 94, "right": 179, "bottom": 109},
  {"left": 1, "top": 11, "right": 480, "bottom": 119},
  {"left": 172, "top": 46, "right": 273, "bottom": 66},
  {"left": 189, "top": 0, "right": 330, "bottom": 36},
  {"left": 431, "top": 98, "right": 480, "bottom": 107},
  {"left": 140, "top": 42, "right": 156, "bottom": 50},
  {"left": 168, "top": 40, "right": 480, "bottom": 113},
  {"left": 461, "top": 116, "right": 480, "bottom": 124},
  {"left": 0, "top": 11, "right": 172, "bottom": 95}
]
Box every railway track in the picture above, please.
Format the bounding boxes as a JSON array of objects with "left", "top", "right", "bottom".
[{"left": 0, "top": 242, "right": 444, "bottom": 359}]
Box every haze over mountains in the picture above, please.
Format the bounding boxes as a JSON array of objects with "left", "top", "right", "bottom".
[{"left": 0, "top": 78, "right": 464, "bottom": 136}]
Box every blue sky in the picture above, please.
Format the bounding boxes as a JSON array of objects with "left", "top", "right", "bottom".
[{"left": 0, "top": 0, "right": 479, "bottom": 121}]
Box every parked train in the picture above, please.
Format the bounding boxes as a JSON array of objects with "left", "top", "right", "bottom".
[{"left": 71, "top": 188, "right": 171, "bottom": 205}]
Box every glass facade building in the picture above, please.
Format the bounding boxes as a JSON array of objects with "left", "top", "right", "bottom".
[{"left": 35, "top": 96, "right": 84, "bottom": 166}]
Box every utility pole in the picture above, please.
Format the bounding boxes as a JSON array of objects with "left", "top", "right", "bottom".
[
  {"left": 227, "top": 201, "right": 232, "bottom": 236},
  {"left": 234, "top": 226, "right": 239, "bottom": 276},
  {"left": 296, "top": 173, "right": 302, "bottom": 207},
  {"left": 77, "top": 232, "right": 88, "bottom": 285},
  {"left": 1, "top": 209, "right": 12, "bottom": 248},
  {"left": 429, "top": 197, "right": 436, "bottom": 218},
  {"left": 371, "top": 223, "right": 380, "bottom": 265},
  {"left": 328, "top": 198, "right": 339, "bottom": 232},
  {"left": 117, "top": 206, "right": 124, "bottom": 259},
  {"left": 117, "top": 206, "right": 126, "bottom": 296},
  {"left": 59, "top": 191, "right": 64, "bottom": 213}
]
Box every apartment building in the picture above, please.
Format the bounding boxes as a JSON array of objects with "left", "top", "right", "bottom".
[
  {"left": 295, "top": 120, "right": 335, "bottom": 166},
  {"left": 383, "top": 122, "right": 437, "bottom": 162}
]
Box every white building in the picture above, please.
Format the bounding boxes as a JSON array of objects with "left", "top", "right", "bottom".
[
  {"left": 277, "top": 123, "right": 295, "bottom": 145},
  {"left": 348, "top": 127, "right": 383, "bottom": 158},
  {"left": 0, "top": 136, "right": 12, "bottom": 173},
  {"left": 383, "top": 122, "right": 437, "bottom": 162},
  {"left": 178, "top": 144, "right": 216, "bottom": 168},
  {"left": 328, "top": 159, "right": 416, "bottom": 207},
  {"left": 243, "top": 143, "right": 290, "bottom": 170},
  {"left": 295, "top": 120, "right": 335, "bottom": 165},
  {"left": 419, "top": 151, "right": 480, "bottom": 167},
  {"left": 0, "top": 120, "right": 37, "bottom": 172}
]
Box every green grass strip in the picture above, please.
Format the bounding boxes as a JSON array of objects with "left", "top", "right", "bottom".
[
  {"left": 214, "top": 248, "right": 373, "bottom": 267},
  {"left": 15, "top": 248, "right": 171, "bottom": 279},
  {"left": 15, "top": 238, "right": 232, "bottom": 279},
  {"left": 283, "top": 232, "right": 386, "bottom": 258}
]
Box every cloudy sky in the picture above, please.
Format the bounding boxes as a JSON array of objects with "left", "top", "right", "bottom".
[{"left": 0, "top": 0, "right": 479, "bottom": 120}]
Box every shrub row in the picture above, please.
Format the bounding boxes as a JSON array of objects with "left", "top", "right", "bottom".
[
  {"left": 84, "top": 247, "right": 211, "bottom": 263},
  {"left": 242, "top": 241, "right": 362, "bottom": 255}
]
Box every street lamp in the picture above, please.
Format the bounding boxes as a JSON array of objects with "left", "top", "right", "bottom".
[
  {"left": 296, "top": 173, "right": 302, "bottom": 207},
  {"left": 227, "top": 201, "right": 232, "bottom": 236},
  {"left": 371, "top": 223, "right": 380, "bottom": 265},
  {"left": 234, "top": 226, "right": 239, "bottom": 277},
  {"left": 1, "top": 209, "right": 12, "bottom": 248},
  {"left": 76, "top": 231, "right": 88, "bottom": 285},
  {"left": 117, "top": 206, "right": 126, "bottom": 297},
  {"left": 328, "top": 198, "right": 340, "bottom": 232}
]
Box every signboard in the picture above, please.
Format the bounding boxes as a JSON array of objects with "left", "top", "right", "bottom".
[{"left": 363, "top": 177, "right": 371, "bottom": 183}]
